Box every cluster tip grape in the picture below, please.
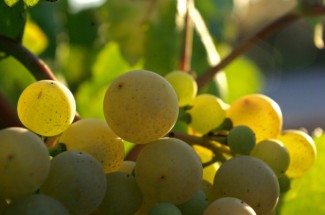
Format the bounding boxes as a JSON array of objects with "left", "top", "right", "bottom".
[{"left": 0, "top": 69, "right": 317, "bottom": 215}]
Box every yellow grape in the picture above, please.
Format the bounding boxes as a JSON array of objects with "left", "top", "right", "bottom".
[
  {"left": 203, "top": 197, "right": 256, "bottom": 215},
  {"left": 227, "top": 94, "right": 283, "bottom": 143},
  {"left": 17, "top": 80, "right": 76, "bottom": 136},
  {"left": 58, "top": 118, "right": 125, "bottom": 173},
  {"left": 277, "top": 129, "right": 317, "bottom": 178},
  {"left": 0, "top": 127, "right": 50, "bottom": 198},
  {"left": 135, "top": 138, "right": 203, "bottom": 205},
  {"left": 187, "top": 94, "right": 226, "bottom": 134},
  {"left": 165, "top": 71, "right": 198, "bottom": 106},
  {"left": 103, "top": 70, "right": 179, "bottom": 144},
  {"left": 250, "top": 139, "right": 290, "bottom": 177},
  {"left": 213, "top": 156, "right": 279, "bottom": 215}
]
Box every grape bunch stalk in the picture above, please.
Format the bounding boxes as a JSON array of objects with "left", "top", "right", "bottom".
[{"left": 0, "top": 69, "right": 317, "bottom": 215}]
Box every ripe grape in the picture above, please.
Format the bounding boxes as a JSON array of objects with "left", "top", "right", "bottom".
[
  {"left": 213, "top": 155, "right": 279, "bottom": 215},
  {"left": 40, "top": 151, "right": 106, "bottom": 215},
  {"left": 250, "top": 139, "right": 290, "bottom": 177},
  {"left": 135, "top": 137, "right": 203, "bottom": 205},
  {"left": 98, "top": 172, "right": 143, "bottom": 215},
  {"left": 177, "top": 189, "right": 208, "bottom": 215},
  {"left": 277, "top": 129, "right": 317, "bottom": 178},
  {"left": 187, "top": 94, "right": 226, "bottom": 134},
  {"left": 165, "top": 71, "right": 198, "bottom": 106},
  {"left": 103, "top": 70, "right": 179, "bottom": 144},
  {"left": 58, "top": 118, "right": 125, "bottom": 173},
  {"left": 0, "top": 127, "right": 50, "bottom": 198},
  {"left": 17, "top": 80, "right": 76, "bottom": 136},
  {"left": 3, "top": 194, "right": 69, "bottom": 215},
  {"left": 148, "top": 203, "right": 182, "bottom": 215},
  {"left": 227, "top": 94, "right": 282, "bottom": 142},
  {"left": 227, "top": 125, "right": 256, "bottom": 155},
  {"left": 203, "top": 197, "right": 256, "bottom": 215}
]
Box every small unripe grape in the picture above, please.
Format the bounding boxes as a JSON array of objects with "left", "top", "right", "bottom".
[
  {"left": 17, "top": 80, "right": 76, "bottom": 136},
  {"left": 103, "top": 70, "right": 179, "bottom": 144},
  {"left": 148, "top": 203, "right": 182, "bottom": 215},
  {"left": 227, "top": 125, "right": 256, "bottom": 155},
  {"left": 165, "top": 71, "right": 197, "bottom": 106}
]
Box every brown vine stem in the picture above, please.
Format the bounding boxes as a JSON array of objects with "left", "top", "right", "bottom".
[
  {"left": 0, "top": 91, "right": 23, "bottom": 128},
  {"left": 196, "top": 5, "right": 325, "bottom": 91},
  {"left": 0, "top": 35, "right": 57, "bottom": 80},
  {"left": 179, "top": 0, "right": 194, "bottom": 72}
]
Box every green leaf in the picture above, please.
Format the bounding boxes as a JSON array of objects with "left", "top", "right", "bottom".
[
  {"left": 0, "top": 0, "right": 26, "bottom": 42},
  {"left": 144, "top": 0, "right": 180, "bottom": 76},
  {"left": 4, "top": 0, "right": 20, "bottom": 7},
  {"left": 277, "top": 130, "right": 325, "bottom": 214}
]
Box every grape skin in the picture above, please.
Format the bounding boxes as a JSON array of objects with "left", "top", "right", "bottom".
[
  {"left": 251, "top": 139, "right": 290, "bottom": 177},
  {"left": 0, "top": 127, "right": 50, "bottom": 198},
  {"left": 40, "top": 151, "right": 106, "bottom": 215},
  {"left": 148, "top": 203, "right": 182, "bottom": 215},
  {"left": 177, "top": 189, "right": 208, "bottom": 215},
  {"left": 135, "top": 137, "right": 203, "bottom": 205},
  {"left": 277, "top": 129, "right": 317, "bottom": 178},
  {"left": 103, "top": 70, "right": 179, "bottom": 144},
  {"left": 58, "top": 118, "right": 125, "bottom": 173},
  {"left": 188, "top": 94, "right": 226, "bottom": 134},
  {"left": 213, "top": 155, "right": 279, "bottom": 215},
  {"left": 203, "top": 197, "right": 256, "bottom": 215},
  {"left": 3, "top": 194, "right": 69, "bottom": 215},
  {"left": 165, "top": 71, "right": 197, "bottom": 106},
  {"left": 17, "top": 80, "right": 76, "bottom": 137},
  {"left": 227, "top": 125, "right": 256, "bottom": 155},
  {"left": 98, "top": 172, "right": 143, "bottom": 215},
  {"left": 227, "top": 94, "right": 282, "bottom": 143}
]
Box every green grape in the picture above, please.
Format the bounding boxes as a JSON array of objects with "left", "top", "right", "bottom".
[
  {"left": 135, "top": 137, "right": 203, "bottom": 205},
  {"left": 0, "top": 127, "right": 50, "bottom": 198},
  {"left": 227, "top": 94, "right": 282, "bottom": 143},
  {"left": 17, "top": 80, "right": 76, "bottom": 137},
  {"left": 148, "top": 203, "right": 182, "bottom": 215},
  {"left": 277, "top": 129, "right": 317, "bottom": 178},
  {"left": 201, "top": 180, "right": 215, "bottom": 204},
  {"left": 177, "top": 189, "right": 208, "bottom": 215},
  {"left": 165, "top": 71, "right": 198, "bottom": 106},
  {"left": 118, "top": 160, "right": 136, "bottom": 174},
  {"left": 58, "top": 118, "right": 125, "bottom": 173},
  {"left": 213, "top": 156, "right": 279, "bottom": 215},
  {"left": 40, "top": 150, "right": 106, "bottom": 215},
  {"left": 98, "top": 171, "right": 142, "bottom": 215},
  {"left": 103, "top": 70, "right": 179, "bottom": 144},
  {"left": 278, "top": 174, "right": 291, "bottom": 193},
  {"left": 3, "top": 194, "right": 69, "bottom": 215},
  {"left": 227, "top": 125, "right": 256, "bottom": 155},
  {"left": 187, "top": 94, "right": 226, "bottom": 134},
  {"left": 203, "top": 197, "right": 256, "bottom": 215},
  {"left": 250, "top": 139, "right": 290, "bottom": 177}
]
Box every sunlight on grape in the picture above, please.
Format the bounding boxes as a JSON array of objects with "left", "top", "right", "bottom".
[{"left": 314, "top": 22, "right": 324, "bottom": 49}]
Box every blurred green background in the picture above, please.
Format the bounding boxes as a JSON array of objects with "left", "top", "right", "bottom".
[{"left": 1, "top": 0, "right": 325, "bottom": 214}]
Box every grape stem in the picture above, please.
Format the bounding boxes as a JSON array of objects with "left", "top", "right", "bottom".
[
  {"left": 196, "top": 5, "right": 325, "bottom": 90},
  {"left": 0, "top": 91, "right": 23, "bottom": 128},
  {"left": 179, "top": 0, "right": 194, "bottom": 72}
]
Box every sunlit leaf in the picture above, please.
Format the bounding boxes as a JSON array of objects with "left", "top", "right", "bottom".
[
  {"left": 23, "top": 0, "right": 39, "bottom": 7},
  {"left": 23, "top": 18, "right": 48, "bottom": 54}
]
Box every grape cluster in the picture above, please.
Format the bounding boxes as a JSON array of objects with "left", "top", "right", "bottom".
[{"left": 0, "top": 70, "right": 317, "bottom": 215}]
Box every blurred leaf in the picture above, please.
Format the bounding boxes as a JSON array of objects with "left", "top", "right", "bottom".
[
  {"left": 223, "top": 56, "right": 264, "bottom": 104},
  {"left": 101, "top": 0, "right": 152, "bottom": 64},
  {"left": 23, "top": 0, "right": 39, "bottom": 7},
  {"left": 4, "top": 0, "right": 19, "bottom": 7},
  {"left": 0, "top": 0, "right": 26, "bottom": 42},
  {"left": 144, "top": 0, "right": 180, "bottom": 75},
  {"left": 76, "top": 42, "right": 143, "bottom": 118},
  {"left": 277, "top": 130, "right": 325, "bottom": 214},
  {"left": 23, "top": 18, "right": 48, "bottom": 54}
]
